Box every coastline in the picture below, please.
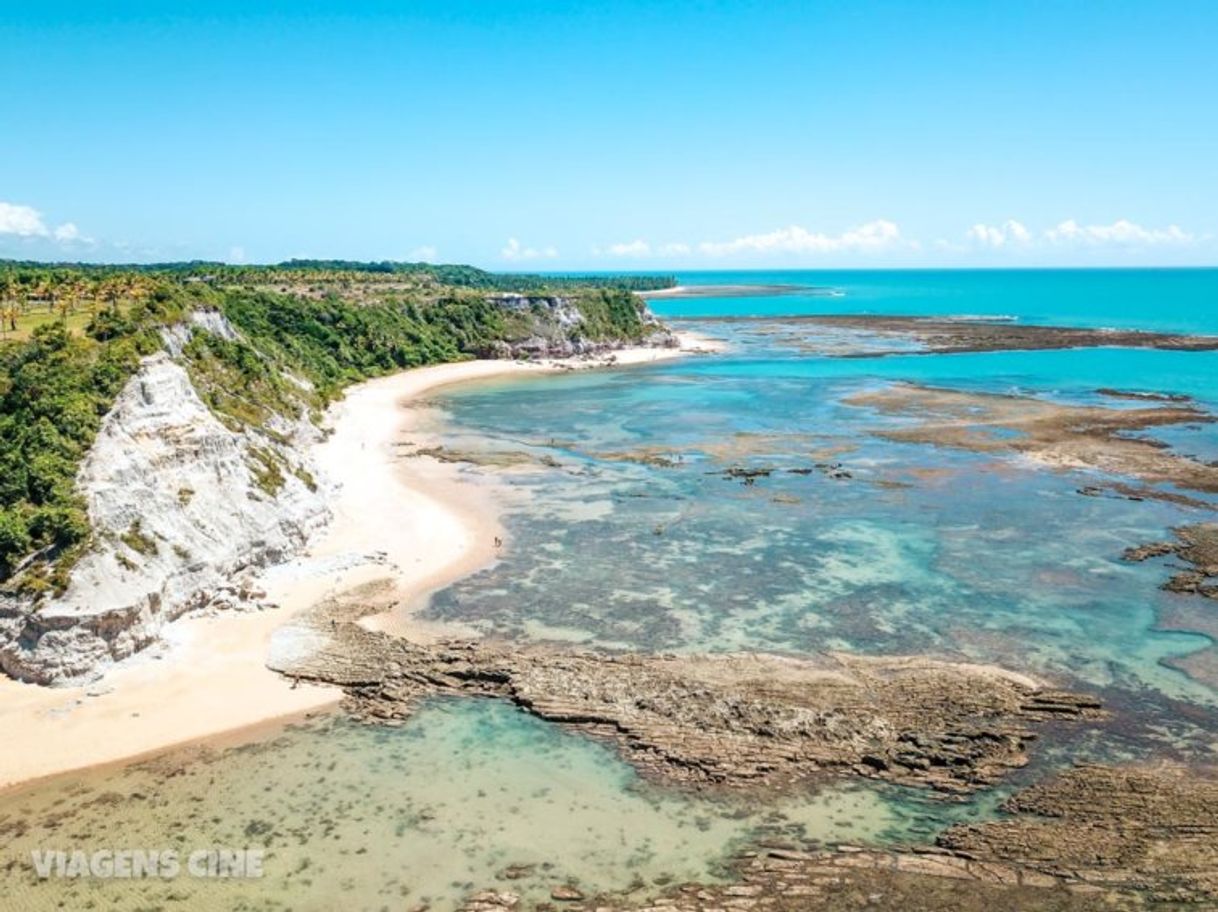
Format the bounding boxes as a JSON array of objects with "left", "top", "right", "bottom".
[
  {"left": 0, "top": 332, "right": 720, "bottom": 792},
  {"left": 640, "top": 283, "right": 821, "bottom": 299}
]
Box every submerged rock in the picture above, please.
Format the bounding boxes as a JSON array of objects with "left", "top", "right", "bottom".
[
  {"left": 737, "top": 314, "right": 1218, "bottom": 358},
  {"left": 456, "top": 764, "right": 1218, "bottom": 911}
]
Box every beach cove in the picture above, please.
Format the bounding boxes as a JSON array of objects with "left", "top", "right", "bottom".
[
  {"left": 4, "top": 270, "right": 1218, "bottom": 910},
  {"left": 0, "top": 333, "right": 719, "bottom": 790}
]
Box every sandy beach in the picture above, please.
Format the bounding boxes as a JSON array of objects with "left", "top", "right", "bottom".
[
  {"left": 0, "top": 334, "right": 719, "bottom": 792},
  {"left": 639, "top": 284, "right": 820, "bottom": 299}
]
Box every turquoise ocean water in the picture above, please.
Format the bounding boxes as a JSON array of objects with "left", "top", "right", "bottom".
[
  {"left": 430, "top": 269, "right": 1218, "bottom": 702},
  {"left": 6, "top": 269, "right": 1218, "bottom": 910},
  {"left": 650, "top": 268, "right": 1218, "bottom": 333}
]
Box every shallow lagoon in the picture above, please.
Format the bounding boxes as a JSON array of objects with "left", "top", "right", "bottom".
[
  {"left": 428, "top": 319, "right": 1218, "bottom": 707},
  {"left": 2, "top": 699, "right": 963, "bottom": 911}
]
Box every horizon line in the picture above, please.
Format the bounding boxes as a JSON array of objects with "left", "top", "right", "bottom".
[{"left": 1, "top": 259, "right": 1215, "bottom": 274}]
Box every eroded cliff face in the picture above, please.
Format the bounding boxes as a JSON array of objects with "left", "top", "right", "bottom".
[
  {"left": 0, "top": 318, "right": 331, "bottom": 684},
  {"left": 475, "top": 294, "right": 677, "bottom": 359}
]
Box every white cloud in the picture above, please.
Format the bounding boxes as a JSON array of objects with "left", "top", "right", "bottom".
[
  {"left": 966, "top": 220, "right": 1031, "bottom": 248},
  {"left": 697, "top": 220, "right": 903, "bottom": 257},
  {"left": 594, "top": 217, "right": 1208, "bottom": 265},
  {"left": 0, "top": 202, "right": 94, "bottom": 246},
  {"left": 593, "top": 224, "right": 904, "bottom": 261},
  {"left": 500, "top": 238, "right": 558, "bottom": 261},
  {"left": 54, "top": 222, "right": 95, "bottom": 245},
  {"left": 1044, "top": 218, "right": 1194, "bottom": 247},
  {"left": 606, "top": 239, "right": 650, "bottom": 257},
  {"left": 959, "top": 218, "right": 1203, "bottom": 255},
  {"left": 595, "top": 240, "right": 692, "bottom": 258},
  {"left": 408, "top": 244, "right": 439, "bottom": 262},
  {"left": 0, "top": 202, "right": 50, "bottom": 237},
  {"left": 227, "top": 246, "right": 247, "bottom": 264}
]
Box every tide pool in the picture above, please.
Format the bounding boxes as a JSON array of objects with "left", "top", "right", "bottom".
[
  {"left": 0, "top": 700, "right": 945, "bottom": 912},
  {"left": 425, "top": 270, "right": 1218, "bottom": 719},
  {"left": 428, "top": 362, "right": 1215, "bottom": 704}
]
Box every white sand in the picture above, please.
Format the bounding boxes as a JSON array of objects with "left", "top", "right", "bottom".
[{"left": 0, "top": 334, "right": 717, "bottom": 791}]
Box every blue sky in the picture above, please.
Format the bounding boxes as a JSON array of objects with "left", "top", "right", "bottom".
[{"left": 2, "top": 1, "right": 1216, "bottom": 268}]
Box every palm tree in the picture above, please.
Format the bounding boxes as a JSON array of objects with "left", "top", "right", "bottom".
[
  {"left": 102, "top": 277, "right": 122, "bottom": 315},
  {"left": 0, "top": 279, "right": 11, "bottom": 340}
]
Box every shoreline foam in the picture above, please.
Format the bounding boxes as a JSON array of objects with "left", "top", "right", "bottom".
[{"left": 0, "top": 333, "right": 717, "bottom": 791}]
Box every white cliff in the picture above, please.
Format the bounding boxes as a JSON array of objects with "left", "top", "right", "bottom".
[{"left": 0, "top": 317, "right": 331, "bottom": 684}]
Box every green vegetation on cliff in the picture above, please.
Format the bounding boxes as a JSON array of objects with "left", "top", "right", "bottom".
[
  {"left": 568, "top": 288, "right": 650, "bottom": 341},
  {"left": 0, "top": 260, "right": 671, "bottom": 587},
  {"left": 0, "top": 292, "right": 183, "bottom": 585},
  {"left": 215, "top": 290, "right": 476, "bottom": 396}
]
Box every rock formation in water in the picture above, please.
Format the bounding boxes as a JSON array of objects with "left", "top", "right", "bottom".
[
  {"left": 724, "top": 314, "right": 1218, "bottom": 358},
  {"left": 269, "top": 584, "right": 1103, "bottom": 794},
  {"left": 1124, "top": 523, "right": 1218, "bottom": 599},
  {"left": 845, "top": 383, "right": 1218, "bottom": 496}
]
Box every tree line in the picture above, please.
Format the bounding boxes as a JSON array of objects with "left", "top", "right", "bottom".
[{"left": 0, "top": 266, "right": 663, "bottom": 592}]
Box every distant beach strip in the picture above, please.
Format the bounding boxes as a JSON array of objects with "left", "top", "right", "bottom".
[{"left": 639, "top": 283, "right": 842, "bottom": 299}]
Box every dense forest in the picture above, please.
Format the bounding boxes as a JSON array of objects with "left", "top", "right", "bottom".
[
  {"left": 0, "top": 261, "right": 672, "bottom": 590},
  {"left": 0, "top": 259, "right": 675, "bottom": 299}
]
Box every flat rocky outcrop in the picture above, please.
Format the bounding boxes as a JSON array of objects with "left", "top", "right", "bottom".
[
  {"left": 0, "top": 321, "right": 331, "bottom": 684},
  {"left": 846, "top": 383, "right": 1218, "bottom": 496},
  {"left": 1124, "top": 523, "right": 1218, "bottom": 599},
  {"left": 937, "top": 763, "right": 1218, "bottom": 906},
  {"left": 728, "top": 314, "right": 1218, "bottom": 358},
  {"left": 462, "top": 851, "right": 1118, "bottom": 912},
  {"left": 270, "top": 587, "right": 1102, "bottom": 793}
]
